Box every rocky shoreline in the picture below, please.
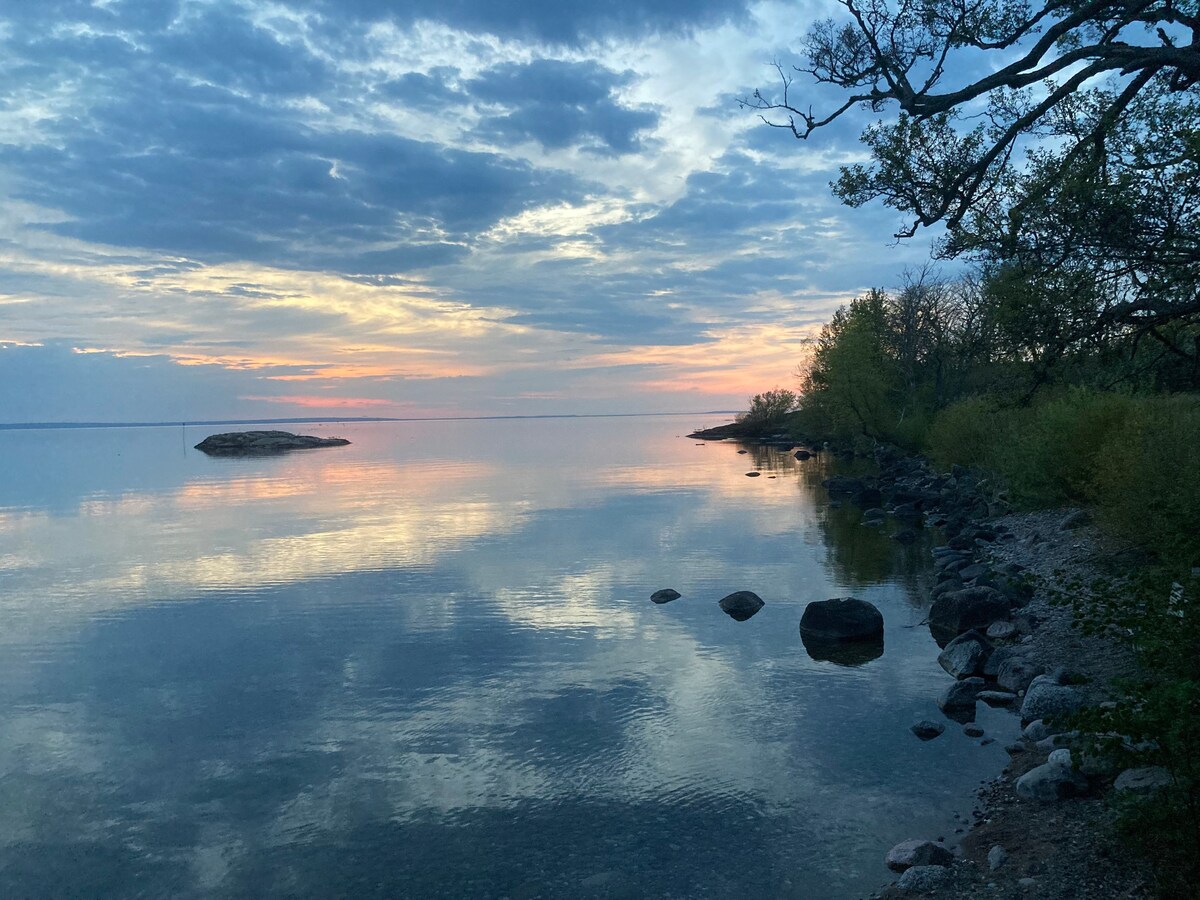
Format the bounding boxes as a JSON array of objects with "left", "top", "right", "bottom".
[{"left": 810, "top": 445, "right": 1156, "bottom": 898}]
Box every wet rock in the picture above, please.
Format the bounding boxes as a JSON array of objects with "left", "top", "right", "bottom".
[
  {"left": 929, "top": 586, "right": 1011, "bottom": 639},
  {"left": 937, "top": 677, "right": 985, "bottom": 715},
  {"left": 823, "top": 475, "right": 865, "bottom": 495},
  {"left": 745, "top": 471, "right": 761, "bottom": 477},
  {"left": 886, "top": 839, "right": 954, "bottom": 872},
  {"left": 718, "top": 591, "right": 765, "bottom": 621},
  {"left": 800, "top": 597, "right": 884, "bottom": 642},
  {"left": 794, "top": 449, "right": 811, "bottom": 460},
  {"left": 650, "top": 589, "right": 681, "bottom": 604},
  {"left": 937, "top": 629, "right": 992, "bottom": 678},
  {"left": 911, "top": 720, "right": 946, "bottom": 740},
  {"left": 1114, "top": 766, "right": 1172, "bottom": 796},
  {"left": 963, "top": 722, "right": 985, "bottom": 738},
  {"left": 978, "top": 690, "right": 1018, "bottom": 706}
]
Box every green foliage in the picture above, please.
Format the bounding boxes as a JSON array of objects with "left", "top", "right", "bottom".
[
  {"left": 737, "top": 388, "right": 798, "bottom": 430},
  {"left": 926, "top": 396, "right": 1015, "bottom": 469},
  {"left": 999, "top": 389, "right": 1135, "bottom": 507},
  {"left": 1093, "top": 396, "right": 1200, "bottom": 567},
  {"left": 1044, "top": 568, "right": 1200, "bottom": 897}
]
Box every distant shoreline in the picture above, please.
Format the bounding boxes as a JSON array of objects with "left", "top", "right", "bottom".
[{"left": 0, "top": 411, "right": 742, "bottom": 432}]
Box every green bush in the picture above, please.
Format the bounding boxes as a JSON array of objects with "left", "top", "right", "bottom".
[
  {"left": 999, "top": 388, "right": 1135, "bottom": 507},
  {"left": 737, "top": 389, "right": 799, "bottom": 431},
  {"left": 926, "top": 396, "right": 1014, "bottom": 469},
  {"left": 1093, "top": 395, "right": 1200, "bottom": 568}
]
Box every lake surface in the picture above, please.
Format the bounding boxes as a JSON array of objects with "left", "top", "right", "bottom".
[{"left": 0, "top": 417, "right": 1017, "bottom": 898}]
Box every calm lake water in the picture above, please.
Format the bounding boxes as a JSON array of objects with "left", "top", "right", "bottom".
[{"left": 0, "top": 417, "right": 1017, "bottom": 899}]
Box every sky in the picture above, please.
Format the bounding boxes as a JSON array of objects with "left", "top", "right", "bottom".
[{"left": 0, "top": 0, "right": 939, "bottom": 422}]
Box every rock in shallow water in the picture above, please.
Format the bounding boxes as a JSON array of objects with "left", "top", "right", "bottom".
[
  {"left": 799, "top": 597, "right": 884, "bottom": 642},
  {"left": 194, "top": 430, "right": 350, "bottom": 455},
  {"left": 911, "top": 720, "right": 945, "bottom": 740},
  {"left": 718, "top": 591, "right": 764, "bottom": 621},
  {"left": 650, "top": 588, "right": 681, "bottom": 604}
]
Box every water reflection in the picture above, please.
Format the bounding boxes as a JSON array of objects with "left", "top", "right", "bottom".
[{"left": 0, "top": 418, "right": 1017, "bottom": 899}]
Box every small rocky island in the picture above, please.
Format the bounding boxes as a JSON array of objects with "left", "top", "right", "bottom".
[{"left": 194, "top": 430, "right": 351, "bottom": 456}]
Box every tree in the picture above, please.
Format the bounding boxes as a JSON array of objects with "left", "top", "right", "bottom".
[{"left": 743, "top": 0, "right": 1200, "bottom": 373}]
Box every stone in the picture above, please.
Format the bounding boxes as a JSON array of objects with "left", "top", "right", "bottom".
[
  {"left": 745, "top": 471, "right": 761, "bottom": 477},
  {"left": 911, "top": 720, "right": 945, "bottom": 740},
  {"left": 799, "top": 597, "right": 884, "bottom": 642},
  {"left": 987, "top": 845, "right": 1009, "bottom": 871},
  {"left": 1114, "top": 766, "right": 1172, "bottom": 796},
  {"left": 886, "top": 839, "right": 954, "bottom": 872},
  {"left": 1015, "top": 754, "right": 1088, "bottom": 801},
  {"left": 650, "top": 589, "right": 681, "bottom": 604},
  {"left": 194, "top": 430, "right": 351, "bottom": 455},
  {"left": 958, "top": 562, "right": 990, "bottom": 581},
  {"left": 997, "top": 658, "right": 1044, "bottom": 694},
  {"left": 893, "top": 529, "right": 920, "bottom": 544},
  {"left": 982, "top": 646, "right": 1024, "bottom": 678},
  {"left": 1023, "top": 719, "right": 1063, "bottom": 742},
  {"left": 719, "top": 591, "right": 765, "bottom": 621},
  {"left": 794, "top": 449, "right": 811, "bottom": 460},
  {"left": 929, "top": 586, "right": 1011, "bottom": 639},
  {"left": 896, "top": 865, "right": 952, "bottom": 892},
  {"left": 963, "top": 722, "right": 985, "bottom": 737},
  {"left": 978, "top": 690, "right": 1018, "bottom": 706},
  {"left": 986, "top": 620, "right": 1017, "bottom": 640},
  {"left": 863, "top": 507, "right": 887, "bottom": 520},
  {"left": 1021, "top": 680, "right": 1085, "bottom": 723},
  {"left": 938, "top": 631, "right": 990, "bottom": 678},
  {"left": 937, "top": 677, "right": 985, "bottom": 714}
]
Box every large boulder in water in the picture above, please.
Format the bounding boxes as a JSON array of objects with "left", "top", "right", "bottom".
[
  {"left": 800, "top": 598, "right": 884, "bottom": 642},
  {"left": 719, "top": 591, "right": 765, "bottom": 621},
  {"left": 195, "top": 430, "right": 350, "bottom": 456}
]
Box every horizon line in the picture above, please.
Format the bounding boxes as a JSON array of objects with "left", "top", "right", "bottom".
[{"left": 0, "top": 411, "right": 742, "bottom": 432}]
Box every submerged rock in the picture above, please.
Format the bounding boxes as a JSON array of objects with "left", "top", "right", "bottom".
[
  {"left": 650, "top": 589, "right": 681, "bottom": 604},
  {"left": 194, "top": 430, "right": 350, "bottom": 456},
  {"left": 719, "top": 591, "right": 765, "bottom": 621},
  {"left": 911, "top": 720, "right": 945, "bottom": 740}
]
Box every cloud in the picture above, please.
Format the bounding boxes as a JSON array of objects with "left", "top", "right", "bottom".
[
  {"left": 299, "top": 0, "right": 752, "bottom": 45},
  {"left": 468, "top": 59, "right": 659, "bottom": 155}
]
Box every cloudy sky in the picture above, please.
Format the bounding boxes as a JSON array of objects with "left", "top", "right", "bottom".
[{"left": 0, "top": 0, "right": 937, "bottom": 422}]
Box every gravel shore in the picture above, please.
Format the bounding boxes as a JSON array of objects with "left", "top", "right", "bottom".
[{"left": 872, "top": 508, "right": 1155, "bottom": 899}]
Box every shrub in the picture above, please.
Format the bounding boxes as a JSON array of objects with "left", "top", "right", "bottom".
[
  {"left": 925, "top": 396, "right": 1014, "bottom": 469},
  {"left": 738, "top": 389, "right": 799, "bottom": 430},
  {"left": 1093, "top": 395, "right": 1200, "bottom": 568},
  {"left": 999, "top": 388, "right": 1134, "bottom": 507}
]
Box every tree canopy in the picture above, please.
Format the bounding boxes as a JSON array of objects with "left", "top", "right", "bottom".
[{"left": 744, "top": 0, "right": 1200, "bottom": 373}]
